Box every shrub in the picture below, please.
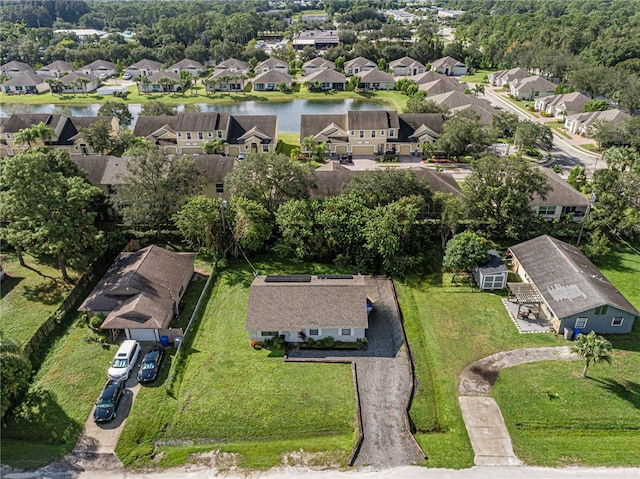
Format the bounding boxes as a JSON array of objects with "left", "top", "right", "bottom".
[
  {"left": 320, "top": 336, "right": 335, "bottom": 348},
  {"left": 89, "top": 313, "right": 105, "bottom": 331}
]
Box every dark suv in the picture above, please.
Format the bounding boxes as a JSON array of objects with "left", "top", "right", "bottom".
[
  {"left": 137, "top": 347, "right": 164, "bottom": 384},
  {"left": 93, "top": 379, "right": 125, "bottom": 423}
]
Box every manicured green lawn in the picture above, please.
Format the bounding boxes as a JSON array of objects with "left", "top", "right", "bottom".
[
  {"left": 459, "top": 69, "right": 496, "bottom": 84},
  {"left": 1, "top": 316, "right": 116, "bottom": 469},
  {"left": 117, "top": 259, "right": 357, "bottom": 469},
  {"left": 396, "top": 275, "right": 561, "bottom": 469},
  {"left": 594, "top": 245, "right": 640, "bottom": 307},
  {"left": 0, "top": 253, "right": 75, "bottom": 346}
]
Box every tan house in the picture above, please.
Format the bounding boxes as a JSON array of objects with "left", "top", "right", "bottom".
[
  {"left": 358, "top": 69, "right": 395, "bottom": 91},
  {"left": 431, "top": 56, "right": 467, "bottom": 76},
  {"left": 418, "top": 77, "right": 464, "bottom": 96},
  {"left": 251, "top": 70, "right": 292, "bottom": 91},
  {"left": 79, "top": 245, "right": 196, "bottom": 342},
  {"left": 427, "top": 91, "right": 496, "bottom": 124},
  {"left": 300, "top": 110, "right": 443, "bottom": 156}
]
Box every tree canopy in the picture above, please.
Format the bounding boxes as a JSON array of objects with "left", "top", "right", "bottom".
[{"left": 442, "top": 230, "right": 490, "bottom": 276}]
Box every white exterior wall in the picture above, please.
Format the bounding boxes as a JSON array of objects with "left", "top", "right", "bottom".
[{"left": 250, "top": 327, "right": 366, "bottom": 343}]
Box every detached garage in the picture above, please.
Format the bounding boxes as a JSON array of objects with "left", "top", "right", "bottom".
[
  {"left": 473, "top": 250, "right": 508, "bottom": 290},
  {"left": 79, "top": 245, "right": 196, "bottom": 342}
]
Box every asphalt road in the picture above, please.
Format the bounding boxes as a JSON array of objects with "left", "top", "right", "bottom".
[{"left": 482, "top": 88, "right": 602, "bottom": 176}]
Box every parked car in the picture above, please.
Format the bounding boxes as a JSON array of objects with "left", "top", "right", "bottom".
[
  {"left": 122, "top": 72, "right": 132, "bottom": 80},
  {"left": 108, "top": 340, "right": 140, "bottom": 381},
  {"left": 98, "top": 73, "right": 109, "bottom": 80},
  {"left": 93, "top": 379, "right": 125, "bottom": 423},
  {"left": 137, "top": 347, "right": 164, "bottom": 384}
]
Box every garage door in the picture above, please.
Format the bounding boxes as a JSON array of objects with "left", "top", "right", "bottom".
[
  {"left": 335, "top": 145, "right": 348, "bottom": 154},
  {"left": 399, "top": 144, "right": 411, "bottom": 155},
  {"left": 127, "top": 329, "right": 158, "bottom": 342},
  {"left": 351, "top": 145, "right": 375, "bottom": 156}
]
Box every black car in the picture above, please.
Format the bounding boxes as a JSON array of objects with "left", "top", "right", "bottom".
[
  {"left": 137, "top": 347, "right": 164, "bottom": 384},
  {"left": 93, "top": 379, "right": 125, "bottom": 423}
]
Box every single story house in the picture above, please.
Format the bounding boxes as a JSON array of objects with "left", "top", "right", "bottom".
[
  {"left": 304, "top": 68, "right": 346, "bottom": 91},
  {"left": 37, "top": 60, "right": 74, "bottom": 78},
  {"left": 125, "top": 59, "right": 163, "bottom": 78},
  {"left": 534, "top": 92, "right": 590, "bottom": 118},
  {"left": 138, "top": 71, "right": 182, "bottom": 93},
  {"left": 418, "top": 77, "right": 464, "bottom": 96},
  {"left": 344, "top": 56, "right": 377, "bottom": 76},
  {"left": 251, "top": 69, "right": 292, "bottom": 91},
  {"left": 0, "top": 60, "right": 34, "bottom": 79},
  {"left": 79, "top": 60, "right": 117, "bottom": 78},
  {"left": 254, "top": 58, "right": 289, "bottom": 75},
  {"left": 59, "top": 72, "right": 99, "bottom": 94},
  {"left": 389, "top": 56, "right": 425, "bottom": 76},
  {"left": 431, "top": 56, "right": 467, "bottom": 76},
  {"left": 426, "top": 91, "right": 496, "bottom": 124},
  {"left": 358, "top": 69, "right": 395, "bottom": 91},
  {"left": 246, "top": 274, "right": 369, "bottom": 343},
  {"left": 564, "top": 109, "right": 631, "bottom": 136},
  {"left": 206, "top": 69, "right": 246, "bottom": 92},
  {"left": 302, "top": 57, "right": 335, "bottom": 77},
  {"left": 533, "top": 167, "right": 589, "bottom": 221},
  {"left": 473, "top": 250, "right": 508, "bottom": 290},
  {"left": 487, "top": 67, "right": 531, "bottom": 87},
  {"left": 1, "top": 73, "right": 49, "bottom": 95},
  {"left": 508, "top": 235, "right": 639, "bottom": 334},
  {"left": 78, "top": 245, "right": 196, "bottom": 342},
  {"left": 167, "top": 58, "right": 205, "bottom": 77},
  {"left": 214, "top": 58, "right": 250, "bottom": 76},
  {"left": 509, "top": 75, "right": 556, "bottom": 100}
]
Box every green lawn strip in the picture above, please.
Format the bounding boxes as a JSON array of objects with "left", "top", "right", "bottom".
[
  {"left": 593, "top": 245, "right": 640, "bottom": 307},
  {"left": 1, "top": 317, "right": 115, "bottom": 468},
  {"left": 0, "top": 253, "right": 75, "bottom": 346},
  {"left": 118, "top": 258, "right": 357, "bottom": 468},
  {"left": 545, "top": 121, "right": 572, "bottom": 139},
  {"left": 170, "top": 278, "right": 207, "bottom": 331},
  {"left": 493, "top": 359, "right": 640, "bottom": 466},
  {"left": 396, "top": 276, "right": 560, "bottom": 469},
  {"left": 459, "top": 69, "right": 496, "bottom": 84},
  {"left": 277, "top": 132, "right": 300, "bottom": 156}
]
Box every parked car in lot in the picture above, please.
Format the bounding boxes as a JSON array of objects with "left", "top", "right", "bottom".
[
  {"left": 108, "top": 340, "right": 140, "bottom": 381},
  {"left": 122, "top": 72, "right": 132, "bottom": 80},
  {"left": 98, "top": 73, "right": 109, "bottom": 80},
  {"left": 137, "top": 347, "right": 164, "bottom": 384},
  {"left": 93, "top": 379, "right": 125, "bottom": 423}
]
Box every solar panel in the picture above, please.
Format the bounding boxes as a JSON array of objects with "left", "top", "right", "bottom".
[
  {"left": 264, "top": 275, "right": 312, "bottom": 283},
  {"left": 317, "top": 274, "right": 354, "bottom": 280}
]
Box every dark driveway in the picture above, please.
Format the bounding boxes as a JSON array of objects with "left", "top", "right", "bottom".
[{"left": 288, "top": 277, "right": 424, "bottom": 467}]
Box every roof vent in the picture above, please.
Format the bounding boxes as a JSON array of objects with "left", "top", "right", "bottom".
[{"left": 264, "top": 275, "right": 311, "bottom": 283}]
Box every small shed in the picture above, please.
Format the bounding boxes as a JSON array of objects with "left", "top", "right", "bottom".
[{"left": 473, "top": 250, "right": 508, "bottom": 290}]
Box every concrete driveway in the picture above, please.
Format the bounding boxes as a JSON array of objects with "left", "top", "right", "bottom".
[{"left": 288, "top": 277, "right": 425, "bottom": 468}]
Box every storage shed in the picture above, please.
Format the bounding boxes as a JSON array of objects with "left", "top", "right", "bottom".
[{"left": 473, "top": 249, "right": 508, "bottom": 290}]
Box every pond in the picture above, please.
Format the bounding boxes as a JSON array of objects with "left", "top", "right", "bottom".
[{"left": 0, "top": 99, "right": 390, "bottom": 133}]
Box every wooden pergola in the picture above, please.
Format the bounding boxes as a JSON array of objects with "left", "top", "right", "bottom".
[{"left": 507, "top": 282, "right": 543, "bottom": 319}]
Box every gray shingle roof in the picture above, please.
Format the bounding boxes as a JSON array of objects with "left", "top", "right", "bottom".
[
  {"left": 227, "top": 115, "right": 277, "bottom": 145},
  {"left": 175, "top": 112, "right": 230, "bottom": 132},
  {"left": 509, "top": 235, "right": 639, "bottom": 319},
  {"left": 347, "top": 110, "right": 399, "bottom": 130},
  {"left": 246, "top": 274, "right": 369, "bottom": 330},
  {"left": 532, "top": 167, "right": 589, "bottom": 208}
]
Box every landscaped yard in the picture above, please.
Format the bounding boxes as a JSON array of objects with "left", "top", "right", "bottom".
[
  {"left": 0, "top": 253, "right": 75, "bottom": 346},
  {"left": 117, "top": 258, "right": 357, "bottom": 469}
]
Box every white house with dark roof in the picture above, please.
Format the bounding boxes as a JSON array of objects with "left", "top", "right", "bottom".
[
  {"left": 0, "top": 60, "right": 34, "bottom": 79},
  {"left": 304, "top": 69, "right": 346, "bottom": 91},
  {"left": 508, "top": 235, "right": 639, "bottom": 334},
  {"left": 1, "top": 73, "right": 49, "bottom": 95},
  {"left": 137, "top": 71, "right": 182, "bottom": 93},
  {"left": 535, "top": 92, "right": 590, "bottom": 119},
  {"left": 251, "top": 69, "right": 292, "bottom": 91},
  {"left": 214, "top": 58, "right": 250, "bottom": 75},
  {"left": 79, "top": 60, "right": 117, "bottom": 77},
  {"left": 532, "top": 167, "right": 589, "bottom": 221},
  {"left": 431, "top": 56, "right": 467, "bottom": 76},
  {"left": 37, "top": 60, "right": 74, "bottom": 78},
  {"left": 79, "top": 245, "right": 196, "bottom": 342},
  {"left": 246, "top": 274, "right": 369, "bottom": 343},
  {"left": 125, "top": 59, "right": 163, "bottom": 78},
  {"left": 344, "top": 56, "right": 377, "bottom": 76},
  {"left": 206, "top": 68, "right": 247, "bottom": 92},
  {"left": 167, "top": 58, "right": 205, "bottom": 77},
  {"left": 509, "top": 75, "right": 556, "bottom": 100},
  {"left": 302, "top": 57, "right": 335, "bottom": 76},
  {"left": 254, "top": 58, "right": 289, "bottom": 75},
  {"left": 488, "top": 67, "right": 531, "bottom": 87},
  {"left": 59, "top": 72, "right": 99, "bottom": 94},
  {"left": 358, "top": 69, "right": 395, "bottom": 91},
  {"left": 389, "top": 56, "right": 425, "bottom": 76}
]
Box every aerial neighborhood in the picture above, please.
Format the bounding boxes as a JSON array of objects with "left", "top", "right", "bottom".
[{"left": 0, "top": 0, "right": 639, "bottom": 477}]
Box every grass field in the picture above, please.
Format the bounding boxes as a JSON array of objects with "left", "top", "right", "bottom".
[
  {"left": 459, "top": 69, "right": 496, "bottom": 84},
  {"left": 0, "top": 253, "right": 75, "bottom": 346},
  {"left": 117, "top": 258, "right": 357, "bottom": 469}
]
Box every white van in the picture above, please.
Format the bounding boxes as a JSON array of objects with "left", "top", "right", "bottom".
[{"left": 108, "top": 340, "right": 140, "bottom": 380}]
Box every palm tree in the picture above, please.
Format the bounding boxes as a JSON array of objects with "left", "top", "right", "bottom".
[
  {"left": 14, "top": 127, "right": 36, "bottom": 147},
  {"left": 301, "top": 136, "right": 316, "bottom": 159},
  {"left": 157, "top": 76, "right": 174, "bottom": 94},
  {"left": 472, "top": 83, "right": 485, "bottom": 98},
  {"left": 32, "top": 121, "right": 55, "bottom": 145},
  {"left": 571, "top": 331, "right": 613, "bottom": 378},
  {"left": 75, "top": 77, "right": 90, "bottom": 96},
  {"left": 45, "top": 78, "right": 63, "bottom": 95}
]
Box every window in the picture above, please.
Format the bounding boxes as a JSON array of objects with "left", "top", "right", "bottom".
[
  {"left": 262, "top": 144, "right": 269, "bottom": 152},
  {"left": 575, "top": 317, "right": 588, "bottom": 328},
  {"left": 349, "top": 131, "right": 354, "bottom": 136},
  {"left": 186, "top": 132, "right": 192, "bottom": 140},
  {"left": 6, "top": 134, "right": 10, "bottom": 139},
  {"left": 208, "top": 132, "right": 213, "bottom": 137},
  {"left": 341, "top": 328, "right": 352, "bottom": 336},
  {"left": 538, "top": 206, "right": 556, "bottom": 216},
  {"left": 380, "top": 131, "right": 385, "bottom": 136},
  {"left": 611, "top": 317, "right": 624, "bottom": 327},
  {"left": 215, "top": 183, "right": 224, "bottom": 193},
  {"left": 371, "top": 130, "right": 376, "bottom": 138},
  {"left": 217, "top": 131, "right": 223, "bottom": 139},
  {"left": 261, "top": 331, "right": 278, "bottom": 337},
  {"left": 177, "top": 132, "right": 182, "bottom": 138},
  {"left": 595, "top": 305, "right": 608, "bottom": 315},
  {"left": 359, "top": 131, "right": 364, "bottom": 138},
  {"left": 389, "top": 129, "right": 395, "bottom": 137},
  {"left": 198, "top": 132, "right": 204, "bottom": 140},
  {"left": 309, "top": 329, "right": 319, "bottom": 336}
]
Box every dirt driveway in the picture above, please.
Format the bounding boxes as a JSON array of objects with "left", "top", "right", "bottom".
[{"left": 288, "top": 277, "right": 425, "bottom": 468}]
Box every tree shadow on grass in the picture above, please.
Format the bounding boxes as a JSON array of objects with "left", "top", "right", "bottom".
[
  {"left": 0, "top": 275, "right": 23, "bottom": 298},
  {"left": 592, "top": 377, "right": 640, "bottom": 412},
  {"left": 23, "top": 278, "right": 70, "bottom": 305}
]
